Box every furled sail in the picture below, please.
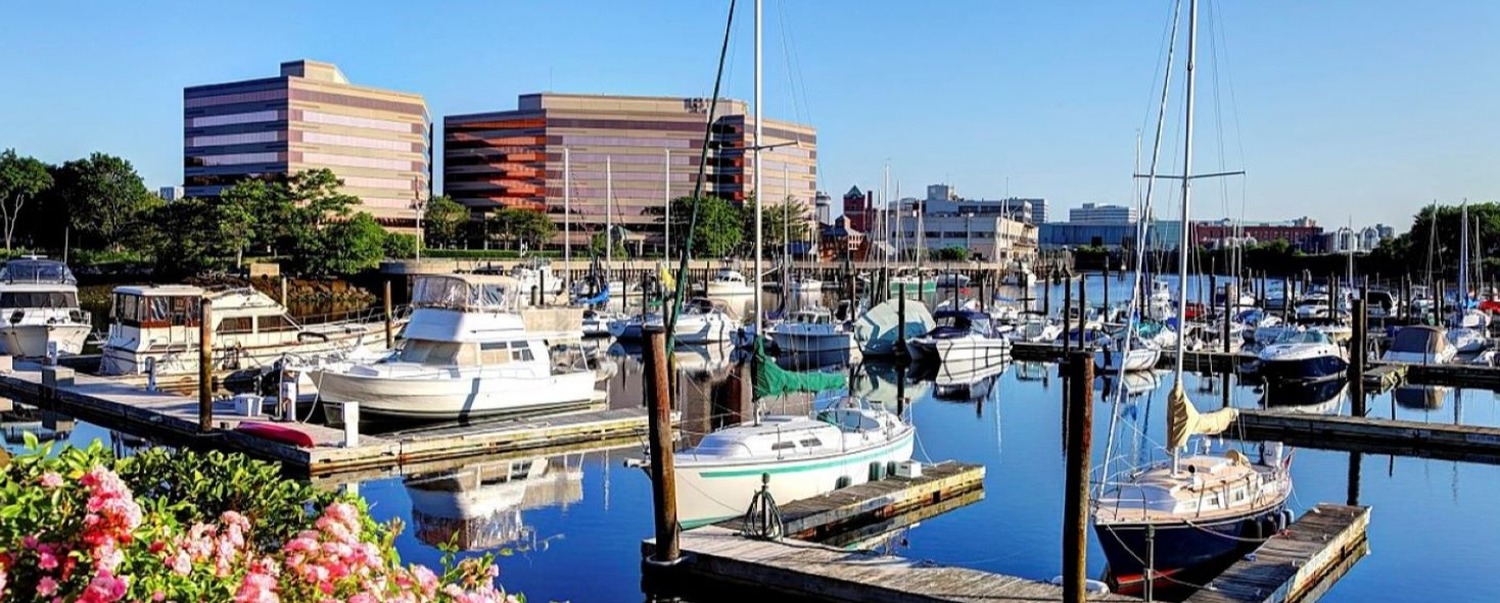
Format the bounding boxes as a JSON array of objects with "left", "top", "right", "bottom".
[
  {"left": 1166, "top": 383, "right": 1238, "bottom": 450},
  {"left": 753, "top": 337, "right": 846, "bottom": 398}
]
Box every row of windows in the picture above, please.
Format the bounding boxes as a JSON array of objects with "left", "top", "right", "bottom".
[
  {"left": 546, "top": 117, "right": 707, "bottom": 133},
  {"left": 301, "top": 110, "right": 417, "bottom": 134},
  {"left": 188, "top": 110, "right": 282, "bottom": 128},
  {"left": 302, "top": 152, "right": 417, "bottom": 172},
  {"left": 341, "top": 175, "right": 416, "bottom": 190},
  {"left": 186, "top": 152, "right": 283, "bottom": 167},
  {"left": 188, "top": 131, "right": 282, "bottom": 147},
  {"left": 557, "top": 152, "right": 694, "bottom": 166},
  {"left": 184, "top": 173, "right": 283, "bottom": 187},
  {"left": 559, "top": 135, "right": 693, "bottom": 149},
  {"left": 185, "top": 88, "right": 288, "bottom": 109},
  {"left": 302, "top": 131, "right": 419, "bottom": 153},
  {"left": 289, "top": 87, "right": 427, "bottom": 117},
  {"left": 559, "top": 170, "right": 698, "bottom": 183}
]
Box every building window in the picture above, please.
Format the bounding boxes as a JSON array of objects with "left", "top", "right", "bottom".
[
  {"left": 188, "top": 110, "right": 282, "bottom": 128},
  {"left": 302, "top": 131, "right": 417, "bottom": 152},
  {"left": 301, "top": 152, "right": 414, "bottom": 171},
  {"left": 187, "top": 152, "right": 282, "bottom": 167},
  {"left": 188, "top": 131, "right": 281, "bottom": 147},
  {"left": 185, "top": 89, "right": 288, "bottom": 108},
  {"left": 301, "top": 110, "right": 414, "bottom": 133}
]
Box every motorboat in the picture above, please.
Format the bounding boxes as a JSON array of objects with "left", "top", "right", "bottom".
[
  {"left": 852, "top": 296, "right": 935, "bottom": 356},
  {"left": 1214, "top": 282, "right": 1257, "bottom": 309},
  {"left": 934, "top": 273, "right": 971, "bottom": 288},
  {"left": 704, "top": 268, "right": 755, "bottom": 298},
  {"left": 100, "top": 284, "right": 393, "bottom": 376},
  {"left": 653, "top": 400, "right": 914, "bottom": 528},
  {"left": 929, "top": 360, "right": 1007, "bottom": 402},
  {"left": 0, "top": 257, "right": 92, "bottom": 357},
  {"left": 1095, "top": 332, "right": 1162, "bottom": 373},
  {"left": 788, "top": 276, "right": 823, "bottom": 294},
  {"left": 1382, "top": 325, "right": 1456, "bottom": 365},
  {"left": 309, "top": 274, "right": 596, "bottom": 420},
  {"left": 1016, "top": 311, "right": 1063, "bottom": 343},
  {"left": 405, "top": 456, "right": 583, "bottom": 551},
  {"left": 1393, "top": 385, "right": 1448, "bottom": 410},
  {"left": 1000, "top": 261, "right": 1034, "bottom": 287},
  {"left": 510, "top": 259, "right": 564, "bottom": 299},
  {"left": 907, "top": 310, "right": 1013, "bottom": 366},
  {"left": 1146, "top": 278, "right": 1175, "bottom": 321},
  {"left": 580, "top": 308, "right": 623, "bottom": 338},
  {"left": 1253, "top": 328, "right": 1348, "bottom": 381},
  {"left": 1446, "top": 309, "right": 1490, "bottom": 353},
  {"left": 609, "top": 298, "right": 734, "bottom": 344},
  {"left": 769, "top": 306, "right": 856, "bottom": 354}
]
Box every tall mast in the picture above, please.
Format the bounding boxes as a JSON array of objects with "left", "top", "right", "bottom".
[
  {"left": 564, "top": 148, "right": 571, "bottom": 268},
  {"left": 1170, "top": 0, "right": 1199, "bottom": 475},
  {"left": 1459, "top": 201, "right": 1469, "bottom": 313},
  {"left": 664, "top": 149, "right": 671, "bottom": 260},
  {"left": 753, "top": 0, "right": 764, "bottom": 338},
  {"left": 606, "top": 156, "right": 613, "bottom": 264}
]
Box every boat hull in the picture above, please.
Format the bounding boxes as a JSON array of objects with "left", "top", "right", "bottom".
[
  {"left": 1095, "top": 347, "right": 1161, "bottom": 373},
  {"left": 312, "top": 368, "right": 597, "bottom": 420},
  {"left": 100, "top": 322, "right": 390, "bottom": 376},
  {"left": 1256, "top": 355, "right": 1348, "bottom": 381},
  {"left": 671, "top": 432, "right": 915, "bottom": 528},
  {"left": 1097, "top": 503, "right": 1287, "bottom": 590},
  {"left": 0, "top": 323, "right": 91, "bottom": 357},
  {"left": 771, "top": 331, "right": 855, "bottom": 354},
  {"left": 907, "top": 336, "right": 1011, "bottom": 365}
]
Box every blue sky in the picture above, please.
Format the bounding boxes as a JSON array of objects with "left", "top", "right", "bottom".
[{"left": 1, "top": 0, "right": 1495, "bottom": 230}]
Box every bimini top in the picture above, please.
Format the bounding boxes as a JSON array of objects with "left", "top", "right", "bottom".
[
  {"left": 414, "top": 274, "right": 522, "bottom": 312},
  {"left": 0, "top": 258, "right": 76, "bottom": 285},
  {"left": 1388, "top": 325, "right": 1451, "bottom": 355}
]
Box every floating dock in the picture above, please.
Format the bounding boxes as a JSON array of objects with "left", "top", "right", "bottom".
[
  {"left": 1234, "top": 409, "right": 1500, "bottom": 464},
  {"left": 0, "top": 359, "right": 655, "bottom": 476},
  {"left": 1184, "top": 504, "right": 1370, "bottom": 603}
]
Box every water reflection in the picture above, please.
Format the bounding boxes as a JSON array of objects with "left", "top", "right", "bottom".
[
  {"left": 1393, "top": 385, "right": 1450, "bottom": 410},
  {"left": 1261, "top": 378, "right": 1349, "bottom": 415},
  {"left": 405, "top": 455, "right": 583, "bottom": 552}
]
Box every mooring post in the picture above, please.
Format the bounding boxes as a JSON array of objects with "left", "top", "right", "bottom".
[
  {"left": 643, "top": 325, "right": 680, "bottom": 565},
  {"left": 539, "top": 270, "right": 547, "bottom": 308},
  {"left": 1062, "top": 272, "right": 1073, "bottom": 355},
  {"left": 1062, "top": 349, "right": 1094, "bottom": 603},
  {"left": 279, "top": 274, "right": 288, "bottom": 308},
  {"left": 1077, "top": 272, "right": 1087, "bottom": 348},
  {"left": 1351, "top": 294, "right": 1367, "bottom": 416},
  {"left": 198, "top": 298, "right": 214, "bottom": 433},
  {"left": 383, "top": 280, "right": 395, "bottom": 350},
  {"left": 1347, "top": 451, "right": 1363, "bottom": 507},
  {"left": 1044, "top": 270, "right": 1052, "bottom": 316},
  {"left": 1222, "top": 276, "right": 1233, "bottom": 354},
  {"left": 1435, "top": 279, "right": 1446, "bottom": 326},
  {"left": 1102, "top": 264, "right": 1110, "bottom": 313},
  {"left": 896, "top": 283, "right": 909, "bottom": 359}
]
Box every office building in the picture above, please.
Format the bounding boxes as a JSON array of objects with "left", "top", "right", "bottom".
[
  {"left": 444, "top": 93, "right": 816, "bottom": 250},
  {"left": 184, "top": 60, "right": 430, "bottom": 232},
  {"left": 895, "top": 213, "right": 1037, "bottom": 263},
  {"left": 1191, "top": 218, "right": 1324, "bottom": 252},
  {"left": 158, "top": 186, "right": 182, "bottom": 201},
  {"left": 813, "top": 190, "right": 832, "bottom": 225},
  {"left": 1039, "top": 223, "right": 1146, "bottom": 250},
  {"left": 1069, "top": 202, "right": 1137, "bottom": 224},
  {"left": 920, "top": 184, "right": 1046, "bottom": 225}
]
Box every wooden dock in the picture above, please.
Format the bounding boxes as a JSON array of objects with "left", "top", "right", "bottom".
[
  {"left": 1185, "top": 504, "right": 1370, "bottom": 603},
  {"left": 0, "top": 360, "right": 657, "bottom": 476},
  {"left": 1233, "top": 409, "right": 1500, "bottom": 464},
  {"left": 1361, "top": 363, "right": 1407, "bottom": 392}
]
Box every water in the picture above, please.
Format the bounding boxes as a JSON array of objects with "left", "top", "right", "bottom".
[{"left": 8, "top": 274, "right": 1499, "bottom": 602}]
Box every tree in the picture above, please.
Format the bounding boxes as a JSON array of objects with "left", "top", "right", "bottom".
[
  {"left": 220, "top": 178, "right": 286, "bottom": 256},
  {"left": 423, "top": 195, "right": 469, "bottom": 248},
  {"left": 589, "top": 231, "right": 627, "bottom": 258},
  {"left": 485, "top": 207, "right": 555, "bottom": 251},
  {"left": 0, "top": 150, "right": 53, "bottom": 252},
  {"left": 299, "top": 212, "right": 388, "bottom": 275},
  {"left": 384, "top": 233, "right": 418, "bottom": 259},
  {"left": 757, "top": 198, "right": 812, "bottom": 253},
  {"left": 933, "top": 246, "right": 970, "bottom": 261},
  {"left": 53, "top": 153, "right": 153, "bottom": 251},
  {"left": 662, "top": 195, "right": 743, "bottom": 258}
]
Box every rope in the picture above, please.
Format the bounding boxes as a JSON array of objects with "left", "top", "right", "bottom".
[{"left": 741, "top": 473, "right": 784, "bottom": 540}]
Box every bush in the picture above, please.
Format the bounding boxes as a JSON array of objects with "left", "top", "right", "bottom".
[
  {"left": 418, "top": 249, "right": 561, "bottom": 260},
  {"left": 384, "top": 234, "right": 418, "bottom": 260},
  {"left": 0, "top": 439, "right": 524, "bottom": 603}
]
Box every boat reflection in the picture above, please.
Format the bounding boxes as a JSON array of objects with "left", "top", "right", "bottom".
[
  {"left": 0, "top": 404, "right": 73, "bottom": 445},
  {"left": 914, "top": 360, "right": 1008, "bottom": 403},
  {"left": 1015, "top": 360, "right": 1050, "bottom": 383},
  {"left": 1261, "top": 378, "right": 1348, "bottom": 415},
  {"left": 1393, "top": 385, "right": 1449, "bottom": 410},
  {"left": 404, "top": 454, "right": 584, "bottom": 552},
  {"left": 1096, "top": 370, "right": 1162, "bottom": 401},
  {"left": 852, "top": 361, "right": 931, "bottom": 412}
]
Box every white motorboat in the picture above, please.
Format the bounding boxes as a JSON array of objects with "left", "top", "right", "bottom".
[
  {"left": 0, "top": 258, "right": 92, "bottom": 357},
  {"left": 1095, "top": 332, "right": 1162, "bottom": 373},
  {"left": 1254, "top": 328, "right": 1348, "bottom": 381},
  {"left": 704, "top": 268, "right": 755, "bottom": 297},
  {"left": 580, "top": 308, "right": 622, "bottom": 338},
  {"left": 1382, "top": 325, "right": 1456, "bottom": 365},
  {"left": 907, "top": 309, "right": 1012, "bottom": 366},
  {"left": 655, "top": 401, "right": 914, "bottom": 528},
  {"left": 788, "top": 276, "right": 823, "bottom": 294},
  {"left": 769, "top": 307, "right": 856, "bottom": 354},
  {"left": 310, "top": 274, "right": 595, "bottom": 420},
  {"left": 100, "top": 284, "right": 393, "bottom": 376},
  {"left": 608, "top": 298, "right": 734, "bottom": 344},
  {"left": 1446, "top": 309, "right": 1490, "bottom": 353},
  {"left": 1016, "top": 311, "right": 1063, "bottom": 343},
  {"left": 934, "top": 273, "right": 971, "bottom": 288},
  {"left": 1146, "top": 278, "right": 1175, "bottom": 321}
]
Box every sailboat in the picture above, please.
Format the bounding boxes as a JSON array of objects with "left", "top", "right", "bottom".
[
  {"left": 1447, "top": 203, "right": 1490, "bottom": 353},
  {"left": 1094, "top": 1, "right": 1291, "bottom": 592}
]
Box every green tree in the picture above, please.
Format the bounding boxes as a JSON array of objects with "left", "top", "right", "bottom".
[
  {"left": 0, "top": 150, "right": 53, "bottom": 252},
  {"left": 384, "top": 233, "right": 418, "bottom": 259},
  {"left": 220, "top": 178, "right": 286, "bottom": 255},
  {"left": 589, "top": 230, "right": 627, "bottom": 258},
  {"left": 300, "top": 212, "right": 388, "bottom": 275},
  {"left": 53, "top": 153, "right": 153, "bottom": 251},
  {"left": 756, "top": 198, "right": 812, "bottom": 253},
  {"left": 423, "top": 195, "right": 469, "bottom": 248},
  {"left": 485, "top": 207, "right": 556, "bottom": 252},
  {"left": 662, "top": 195, "right": 743, "bottom": 258},
  {"left": 933, "top": 246, "right": 970, "bottom": 261}
]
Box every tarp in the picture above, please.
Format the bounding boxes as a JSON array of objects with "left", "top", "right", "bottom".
[
  {"left": 753, "top": 337, "right": 846, "bottom": 398},
  {"left": 1166, "top": 383, "right": 1238, "bottom": 451},
  {"left": 853, "top": 297, "right": 936, "bottom": 355}
]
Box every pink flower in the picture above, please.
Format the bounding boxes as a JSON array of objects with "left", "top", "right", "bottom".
[
  {"left": 39, "top": 549, "right": 59, "bottom": 570},
  {"left": 412, "top": 565, "right": 439, "bottom": 595},
  {"left": 152, "top": 591, "right": 166, "bottom": 602},
  {"left": 170, "top": 551, "right": 192, "bottom": 575},
  {"left": 93, "top": 540, "right": 124, "bottom": 573},
  {"left": 78, "top": 570, "right": 128, "bottom": 603},
  {"left": 39, "top": 471, "right": 63, "bottom": 488},
  {"left": 37, "top": 576, "right": 59, "bottom": 597}
]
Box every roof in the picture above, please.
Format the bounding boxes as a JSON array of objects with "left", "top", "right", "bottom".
[
  {"left": 424, "top": 273, "right": 522, "bottom": 287},
  {"left": 844, "top": 185, "right": 863, "bottom": 198},
  {"left": 112, "top": 284, "right": 206, "bottom": 296}
]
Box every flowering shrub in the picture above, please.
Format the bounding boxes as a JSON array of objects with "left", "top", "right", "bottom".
[{"left": 0, "top": 437, "right": 524, "bottom": 603}]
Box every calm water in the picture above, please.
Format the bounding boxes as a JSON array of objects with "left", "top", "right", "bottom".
[{"left": 9, "top": 274, "right": 1499, "bottom": 602}]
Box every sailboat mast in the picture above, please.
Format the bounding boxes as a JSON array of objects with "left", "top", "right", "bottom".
[
  {"left": 753, "top": 0, "right": 764, "bottom": 337},
  {"left": 1174, "top": 0, "right": 1198, "bottom": 374},
  {"left": 1459, "top": 202, "right": 1469, "bottom": 312},
  {"left": 606, "top": 156, "right": 613, "bottom": 264},
  {"left": 664, "top": 149, "right": 671, "bottom": 259},
  {"left": 564, "top": 148, "right": 571, "bottom": 268}
]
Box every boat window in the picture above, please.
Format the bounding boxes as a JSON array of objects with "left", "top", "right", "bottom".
[
  {"left": 511, "top": 345, "right": 534, "bottom": 362},
  {"left": 218, "top": 316, "right": 254, "bottom": 334},
  {"left": 799, "top": 438, "right": 823, "bottom": 448},
  {"left": 398, "top": 340, "right": 465, "bottom": 365},
  {"left": 479, "top": 341, "right": 511, "bottom": 365},
  {"left": 770, "top": 441, "right": 796, "bottom": 451},
  {"left": 0, "top": 292, "right": 78, "bottom": 308},
  {"left": 256, "top": 314, "right": 299, "bottom": 333},
  {"left": 115, "top": 294, "right": 137, "bottom": 323}
]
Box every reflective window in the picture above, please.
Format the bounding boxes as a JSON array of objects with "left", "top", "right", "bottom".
[{"left": 189, "top": 110, "right": 281, "bottom": 128}]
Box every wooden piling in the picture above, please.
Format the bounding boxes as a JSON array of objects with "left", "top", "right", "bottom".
[
  {"left": 279, "top": 275, "right": 288, "bottom": 308},
  {"left": 896, "top": 283, "right": 909, "bottom": 359},
  {"left": 1351, "top": 293, "right": 1367, "bottom": 416},
  {"left": 1077, "top": 273, "right": 1087, "bottom": 346},
  {"left": 1044, "top": 270, "right": 1052, "bottom": 316},
  {"left": 198, "top": 298, "right": 213, "bottom": 433},
  {"left": 1222, "top": 276, "right": 1232, "bottom": 353},
  {"left": 383, "top": 280, "right": 394, "bottom": 350},
  {"left": 1062, "top": 273, "right": 1073, "bottom": 354},
  {"left": 643, "top": 326, "right": 680, "bottom": 565},
  {"left": 1062, "top": 350, "right": 1094, "bottom": 603}
]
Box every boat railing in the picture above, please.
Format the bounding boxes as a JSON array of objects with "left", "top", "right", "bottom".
[{"left": 299, "top": 304, "right": 410, "bottom": 327}]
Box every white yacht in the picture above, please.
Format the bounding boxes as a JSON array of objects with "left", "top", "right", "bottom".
[
  {"left": 769, "top": 306, "right": 856, "bottom": 354},
  {"left": 704, "top": 268, "right": 755, "bottom": 298},
  {"left": 310, "top": 274, "right": 595, "bottom": 420},
  {"left": 654, "top": 401, "right": 914, "bottom": 528},
  {"left": 788, "top": 276, "right": 823, "bottom": 294},
  {"left": 608, "top": 298, "right": 734, "bottom": 344},
  {"left": 509, "top": 259, "right": 564, "bottom": 300},
  {"left": 0, "top": 258, "right": 92, "bottom": 357},
  {"left": 1016, "top": 311, "right": 1063, "bottom": 343},
  {"left": 906, "top": 309, "right": 1012, "bottom": 366},
  {"left": 406, "top": 456, "right": 583, "bottom": 551},
  {"left": 1254, "top": 328, "right": 1348, "bottom": 381},
  {"left": 1382, "top": 325, "right": 1456, "bottom": 365},
  {"left": 100, "top": 285, "right": 391, "bottom": 376},
  {"left": 1446, "top": 309, "right": 1490, "bottom": 353}
]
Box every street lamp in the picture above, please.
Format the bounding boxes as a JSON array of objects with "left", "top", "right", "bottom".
[{"left": 411, "top": 177, "right": 427, "bottom": 261}]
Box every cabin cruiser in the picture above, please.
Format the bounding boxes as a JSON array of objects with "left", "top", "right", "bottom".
[
  {"left": 1016, "top": 311, "right": 1064, "bottom": 343},
  {"left": 608, "top": 298, "right": 734, "bottom": 345},
  {"left": 650, "top": 400, "right": 914, "bottom": 528},
  {"left": 1214, "top": 282, "right": 1257, "bottom": 309},
  {"left": 100, "top": 285, "right": 392, "bottom": 376},
  {"left": 310, "top": 274, "right": 595, "bottom": 420},
  {"left": 580, "top": 308, "right": 623, "bottom": 338},
  {"left": 509, "top": 259, "right": 564, "bottom": 303},
  {"left": 907, "top": 310, "right": 1012, "bottom": 366},
  {"left": 703, "top": 268, "right": 755, "bottom": 297},
  {"left": 1446, "top": 309, "right": 1490, "bottom": 353},
  {"left": 788, "top": 275, "right": 823, "bottom": 294},
  {"left": 1261, "top": 378, "right": 1348, "bottom": 415},
  {"left": 769, "top": 306, "right": 856, "bottom": 354},
  {"left": 1146, "top": 278, "right": 1175, "bottom": 321},
  {"left": 1409, "top": 285, "right": 1436, "bottom": 318},
  {"left": 1253, "top": 328, "right": 1348, "bottom": 381},
  {"left": 1382, "top": 325, "right": 1456, "bottom": 365},
  {"left": 0, "top": 258, "right": 92, "bottom": 357}
]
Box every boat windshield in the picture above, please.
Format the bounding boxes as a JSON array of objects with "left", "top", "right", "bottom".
[
  {"left": 0, "top": 259, "right": 76, "bottom": 285},
  {"left": 1274, "top": 330, "right": 1329, "bottom": 345},
  {"left": 0, "top": 291, "right": 79, "bottom": 309},
  {"left": 414, "top": 276, "right": 519, "bottom": 312},
  {"left": 792, "top": 311, "right": 830, "bottom": 324}
]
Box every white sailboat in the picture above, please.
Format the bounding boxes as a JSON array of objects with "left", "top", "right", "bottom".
[{"left": 1094, "top": 1, "right": 1290, "bottom": 592}]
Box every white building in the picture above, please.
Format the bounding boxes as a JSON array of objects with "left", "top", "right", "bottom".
[
  {"left": 1069, "top": 202, "right": 1137, "bottom": 224},
  {"left": 894, "top": 213, "right": 1037, "bottom": 263}
]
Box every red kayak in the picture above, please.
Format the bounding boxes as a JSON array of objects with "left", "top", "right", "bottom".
[{"left": 234, "top": 422, "right": 316, "bottom": 448}]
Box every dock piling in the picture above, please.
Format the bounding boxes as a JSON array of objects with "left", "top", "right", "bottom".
[
  {"left": 383, "top": 280, "right": 395, "bottom": 350},
  {"left": 199, "top": 298, "right": 213, "bottom": 433},
  {"left": 643, "top": 326, "right": 681, "bottom": 565},
  {"left": 1062, "top": 273, "right": 1072, "bottom": 354},
  {"left": 1062, "top": 350, "right": 1094, "bottom": 603},
  {"left": 1351, "top": 293, "right": 1367, "bottom": 416}
]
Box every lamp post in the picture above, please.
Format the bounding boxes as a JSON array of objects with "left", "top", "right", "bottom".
[{"left": 411, "top": 177, "right": 426, "bottom": 261}]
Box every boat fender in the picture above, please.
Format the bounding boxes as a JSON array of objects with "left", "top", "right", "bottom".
[
  {"left": 835, "top": 475, "right": 852, "bottom": 489},
  {"left": 8, "top": 310, "right": 22, "bottom": 325},
  {"left": 868, "top": 462, "right": 884, "bottom": 481}
]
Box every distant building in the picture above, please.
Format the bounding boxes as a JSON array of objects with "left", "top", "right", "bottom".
[
  {"left": 895, "top": 213, "right": 1036, "bottom": 262},
  {"left": 1069, "top": 202, "right": 1137, "bottom": 225},
  {"left": 818, "top": 215, "right": 865, "bottom": 261},
  {"left": 183, "top": 60, "right": 430, "bottom": 233},
  {"left": 918, "top": 185, "right": 1045, "bottom": 225},
  {"left": 1375, "top": 223, "right": 1396, "bottom": 241},
  {"left": 1039, "top": 223, "right": 1144, "bottom": 250},
  {"left": 444, "top": 93, "right": 816, "bottom": 250},
  {"left": 158, "top": 186, "right": 182, "bottom": 201},
  {"left": 1191, "top": 219, "right": 1324, "bottom": 252},
  {"left": 842, "top": 185, "right": 874, "bottom": 233},
  {"left": 813, "top": 190, "right": 832, "bottom": 225}
]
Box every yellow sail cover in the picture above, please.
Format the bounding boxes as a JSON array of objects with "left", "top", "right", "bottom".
[{"left": 1166, "top": 383, "right": 1238, "bottom": 450}]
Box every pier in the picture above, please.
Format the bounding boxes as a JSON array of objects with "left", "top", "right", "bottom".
[
  {"left": 1234, "top": 409, "right": 1500, "bottom": 465},
  {"left": 0, "top": 359, "right": 657, "bottom": 477},
  {"left": 1184, "top": 504, "right": 1369, "bottom": 603}
]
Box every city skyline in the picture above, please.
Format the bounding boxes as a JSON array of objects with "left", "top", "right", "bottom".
[{"left": 1, "top": 1, "right": 1496, "bottom": 230}]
